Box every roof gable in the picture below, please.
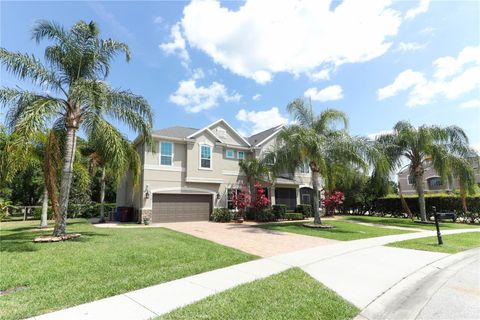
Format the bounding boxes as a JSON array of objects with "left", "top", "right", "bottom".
[{"left": 187, "top": 119, "right": 251, "bottom": 147}]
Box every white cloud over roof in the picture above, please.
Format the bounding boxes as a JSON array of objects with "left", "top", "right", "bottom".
[{"left": 177, "top": 0, "right": 402, "bottom": 83}]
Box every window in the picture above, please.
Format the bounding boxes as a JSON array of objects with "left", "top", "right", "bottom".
[
  {"left": 160, "top": 142, "right": 173, "bottom": 166},
  {"left": 227, "top": 188, "right": 239, "bottom": 209},
  {"left": 299, "top": 160, "right": 310, "bottom": 174},
  {"left": 428, "top": 177, "right": 442, "bottom": 189},
  {"left": 200, "top": 145, "right": 212, "bottom": 168},
  {"left": 237, "top": 151, "right": 245, "bottom": 160},
  {"left": 407, "top": 175, "right": 416, "bottom": 185},
  {"left": 226, "top": 149, "right": 234, "bottom": 159}
]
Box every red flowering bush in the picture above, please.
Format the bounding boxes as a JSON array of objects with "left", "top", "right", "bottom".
[
  {"left": 232, "top": 183, "right": 251, "bottom": 219},
  {"left": 253, "top": 182, "right": 270, "bottom": 210},
  {"left": 322, "top": 191, "right": 345, "bottom": 216}
]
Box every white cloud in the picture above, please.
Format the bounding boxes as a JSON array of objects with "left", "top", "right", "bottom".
[
  {"left": 460, "top": 99, "right": 480, "bottom": 109},
  {"left": 405, "top": 0, "right": 430, "bottom": 20},
  {"left": 378, "top": 45, "right": 480, "bottom": 107},
  {"left": 419, "top": 26, "right": 435, "bottom": 35},
  {"left": 159, "top": 23, "right": 190, "bottom": 67},
  {"left": 191, "top": 68, "right": 205, "bottom": 80},
  {"left": 367, "top": 130, "right": 393, "bottom": 140},
  {"left": 153, "top": 16, "right": 163, "bottom": 24},
  {"left": 397, "top": 42, "right": 427, "bottom": 52},
  {"left": 178, "top": 0, "right": 402, "bottom": 84},
  {"left": 304, "top": 85, "right": 343, "bottom": 102},
  {"left": 308, "top": 68, "right": 331, "bottom": 81},
  {"left": 378, "top": 69, "right": 425, "bottom": 100},
  {"left": 252, "top": 94, "right": 261, "bottom": 101},
  {"left": 471, "top": 143, "right": 480, "bottom": 154},
  {"left": 236, "top": 107, "right": 289, "bottom": 135},
  {"left": 169, "top": 80, "right": 241, "bottom": 113}
]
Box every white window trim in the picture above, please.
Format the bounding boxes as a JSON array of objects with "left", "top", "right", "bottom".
[
  {"left": 226, "top": 149, "right": 235, "bottom": 159},
  {"left": 199, "top": 144, "right": 213, "bottom": 170},
  {"left": 237, "top": 151, "right": 245, "bottom": 160},
  {"left": 407, "top": 175, "right": 415, "bottom": 185},
  {"left": 159, "top": 141, "right": 174, "bottom": 167}
]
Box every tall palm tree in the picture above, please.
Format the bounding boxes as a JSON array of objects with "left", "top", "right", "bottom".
[
  {"left": 376, "top": 121, "right": 475, "bottom": 221},
  {"left": 85, "top": 135, "right": 140, "bottom": 223},
  {"left": 0, "top": 20, "right": 152, "bottom": 236},
  {"left": 267, "top": 98, "right": 382, "bottom": 224}
]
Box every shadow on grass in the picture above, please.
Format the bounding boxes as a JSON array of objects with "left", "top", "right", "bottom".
[{"left": 0, "top": 228, "right": 110, "bottom": 252}]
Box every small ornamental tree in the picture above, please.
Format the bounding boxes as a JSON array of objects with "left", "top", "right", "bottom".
[
  {"left": 322, "top": 191, "right": 345, "bottom": 216},
  {"left": 232, "top": 183, "right": 251, "bottom": 219},
  {"left": 253, "top": 182, "right": 270, "bottom": 211}
]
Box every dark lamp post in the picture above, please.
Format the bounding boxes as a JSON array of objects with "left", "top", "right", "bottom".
[{"left": 432, "top": 206, "right": 443, "bottom": 245}]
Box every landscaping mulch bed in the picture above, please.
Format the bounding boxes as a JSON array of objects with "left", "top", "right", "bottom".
[
  {"left": 33, "top": 233, "right": 81, "bottom": 243},
  {"left": 302, "top": 223, "right": 335, "bottom": 229}
]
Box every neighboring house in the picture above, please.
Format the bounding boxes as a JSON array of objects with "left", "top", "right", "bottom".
[
  {"left": 397, "top": 156, "right": 480, "bottom": 195},
  {"left": 116, "top": 119, "right": 321, "bottom": 223}
]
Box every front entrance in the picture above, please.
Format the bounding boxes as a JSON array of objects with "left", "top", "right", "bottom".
[
  {"left": 275, "top": 188, "right": 297, "bottom": 210},
  {"left": 300, "top": 187, "right": 313, "bottom": 206},
  {"left": 152, "top": 194, "right": 212, "bottom": 222}
]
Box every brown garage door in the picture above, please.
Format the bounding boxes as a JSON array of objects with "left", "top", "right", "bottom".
[{"left": 152, "top": 194, "right": 212, "bottom": 222}]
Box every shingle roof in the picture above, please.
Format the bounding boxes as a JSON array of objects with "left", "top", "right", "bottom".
[
  {"left": 152, "top": 126, "right": 198, "bottom": 139},
  {"left": 247, "top": 124, "right": 284, "bottom": 146}
]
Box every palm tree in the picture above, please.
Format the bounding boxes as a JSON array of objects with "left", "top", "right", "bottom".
[
  {"left": 238, "top": 158, "right": 271, "bottom": 203},
  {"left": 85, "top": 135, "right": 140, "bottom": 223},
  {"left": 376, "top": 121, "right": 475, "bottom": 221},
  {"left": 267, "top": 98, "right": 381, "bottom": 224},
  {"left": 0, "top": 20, "right": 152, "bottom": 236}
]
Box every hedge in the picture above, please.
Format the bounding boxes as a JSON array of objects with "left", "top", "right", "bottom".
[
  {"left": 284, "top": 212, "right": 304, "bottom": 220},
  {"left": 372, "top": 196, "right": 480, "bottom": 216},
  {"left": 210, "top": 208, "right": 234, "bottom": 222},
  {"left": 272, "top": 204, "right": 287, "bottom": 219},
  {"left": 296, "top": 204, "right": 312, "bottom": 218}
]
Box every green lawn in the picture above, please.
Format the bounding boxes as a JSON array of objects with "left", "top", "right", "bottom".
[
  {"left": 387, "top": 232, "right": 480, "bottom": 254},
  {"left": 257, "top": 220, "right": 413, "bottom": 241},
  {"left": 158, "top": 268, "right": 359, "bottom": 320},
  {"left": 342, "top": 216, "right": 480, "bottom": 230},
  {"left": 0, "top": 219, "right": 256, "bottom": 320}
]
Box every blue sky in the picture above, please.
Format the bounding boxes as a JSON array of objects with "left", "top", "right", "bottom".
[{"left": 1, "top": 0, "right": 479, "bottom": 150}]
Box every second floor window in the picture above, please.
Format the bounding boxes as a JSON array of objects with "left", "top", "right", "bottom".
[
  {"left": 237, "top": 151, "right": 245, "bottom": 160},
  {"left": 160, "top": 142, "right": 173, "bottom": 166},
  {"left": 407, "top": 175, "right": 416, "bottom": 185},
  {"left": 299, "top": 160, "right": 310, "bottom": 174},
  {"left": 200, "top": 145, "right": 212, "bottom": 168},
  {"left": 226, "top": 149, "right": 234, "bottom": 159}
]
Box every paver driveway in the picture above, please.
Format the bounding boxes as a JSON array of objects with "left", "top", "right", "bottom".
[{"left": 158, "top": 221, "right": 339, "bottom": 257}]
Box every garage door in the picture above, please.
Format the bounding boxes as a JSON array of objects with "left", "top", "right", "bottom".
[{"left": 152, "top": 194, "right": 212, "bottom": 222}]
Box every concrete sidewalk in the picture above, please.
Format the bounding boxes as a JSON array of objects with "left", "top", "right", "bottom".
[{"left": 30, "top": 228, "right": 480, "bottom": 320}]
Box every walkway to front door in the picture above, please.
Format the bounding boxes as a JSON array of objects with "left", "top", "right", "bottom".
[{"left": 160, "top": 221, "right": 338, "bottom": 257}]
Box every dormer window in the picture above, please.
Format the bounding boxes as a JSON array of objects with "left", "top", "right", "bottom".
[
  {"left": 200, "top": 144, "right": 212, "bottom": 169},
  {"left": 160, "top": 141, "right": 173, "bottom": 166}
]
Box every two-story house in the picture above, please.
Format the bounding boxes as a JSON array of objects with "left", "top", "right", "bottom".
[
  {"left": 116, "top": 119, "right": 320, "bottom": 223},
  {"left": 397, "top": 156, "right": 480, "bottom": 195}
]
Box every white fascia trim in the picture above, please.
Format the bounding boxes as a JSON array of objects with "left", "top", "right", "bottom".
[
  {"left": 150, "top": 187, "right": 217, "bottom": 194},
  {"left": 143, "top": 164, "right": 185, "bottom": 172},
  {"left": 255, "top": 125, "right": 285, "bottom": 147},
  {"left": 188, "top": 119, "right": 251, "bottom": 147},
  {"left": 186, "top": 177, "right": 223, "bottom": 183},
  {"left": 222, "top": 170, "right": 245, "bottom": 176}
]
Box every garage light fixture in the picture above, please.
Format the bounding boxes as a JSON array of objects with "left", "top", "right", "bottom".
[{"left": 144, "top": 185, "right": 150, "bottom": 199}]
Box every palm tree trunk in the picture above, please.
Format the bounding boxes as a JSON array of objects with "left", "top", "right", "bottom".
[
  {"left": 415, "top": 173, "right": 427, "bottom": 221},
  {"left": 99, "top": 167, "right": 106, "bottom": 223},
  {"left": 40, "top": 186, "right": 48, "bottom": 228},
  {"left": 53, "top": 126, "right": 77, "bottom": 236},
  {"left": 398, "top": 182, "right": 413, "bottom": 219},
  {"left": 312, "top": 170, "right": 322, "bottom": 224}
]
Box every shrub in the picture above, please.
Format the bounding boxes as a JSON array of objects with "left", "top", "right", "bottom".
[
  {"left": 296, "top": 204, "right": 312, "bottom": 218},
  {"left": 272, "top": 204, "right": 287, "bottom": 219},
  {"left": 245, "top": 207, "right": 256, "bottom": 220},
  {"left": 285, "top": 212, "right": 304, "bottom": 220},
  {"left": 372, "top": 195, "right": 480, "bottom": 218},
  {"left": 255, "top": 208, "right": 276, "bottom": 222},
  {"left": 210, "top": 208, "right": 234, "bottom": 222}
]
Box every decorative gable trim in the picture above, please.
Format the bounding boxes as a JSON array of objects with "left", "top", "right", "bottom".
[{"left": 188, "top": 119, "right": 251, "bottom": 147}]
